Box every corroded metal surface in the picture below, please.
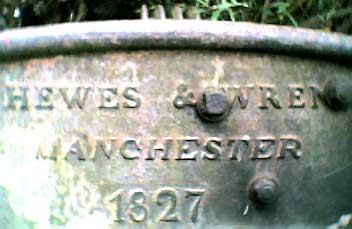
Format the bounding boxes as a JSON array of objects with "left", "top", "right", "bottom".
[
  {"left": 0, "top": 22, "right": 351, "bottom": 228},
  {"left": 0, "top": 20, "right": 351, "bottom": 62}
]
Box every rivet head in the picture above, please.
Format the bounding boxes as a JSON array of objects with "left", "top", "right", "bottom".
[
  {"left": 248, "top": 177, "right": 279, "bottom": 208},
  {"left": 323, "top": 79, "right": 352, "bottom": 111},
  {"left": 196, "top": 89, "right": 230, "bottom": 122}
]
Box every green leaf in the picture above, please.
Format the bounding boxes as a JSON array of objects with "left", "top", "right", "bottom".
[
  {"left": 211, "top": 10, "right": 221, "bottom": 21},
  {"left": 227, "top": 8, "right": 235, "bottom": 21},
  {"left": 287, "top": 13, "right": 298, "bottom": 27}
]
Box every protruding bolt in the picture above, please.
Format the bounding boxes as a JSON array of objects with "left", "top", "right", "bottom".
[
  {"left": 141, "top": 5, "right": 149, "bottom": 20},
  {"left": 196, "top": 89, "right": 230, "bottom": 122},
  {"left": 171, "top": 5, "right": 183, "bottom": 20},
  {"left": 248, "top": 177, "right": 279, "bottom": 208},
  {"left": 152, "top": 5, "right": 166, "bottom": 19},
  {"left": 323, "top": 79, "right": 352, "bottom": 111},
  {"left": 185, "top": 7, "right": 201, "bottom": 20}
]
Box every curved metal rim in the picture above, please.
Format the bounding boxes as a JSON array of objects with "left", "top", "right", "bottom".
[{"left": 0, "top": 20, "right": 351, "bottom": 62}]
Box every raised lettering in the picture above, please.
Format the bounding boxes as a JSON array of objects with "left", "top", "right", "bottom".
[
  {"left": 203, "top": 137, "right": 222, "bottom": 160},
  {"left": 120, "top": 139, "right": 142, "bottom": 160},
  {"left": 123, "top": 87, "right": 141, "bottom": 108},
  {"left": 258, "top": 85, "right": 281, "bottom": 109},
  {"left": 231, "top": 86, "right": 252, "bottom": 109},
  {"left": 227, "top": 136, "right": 251, "bottom": 161},
  {"left": 175, "top": 137, "right": 200, "bottom": 160},
  {"left": 310, "top": 86, "right": 323, "bottom": 109},
  {"left": 145, "top": 138, "right": 172, "bottom": 160},
  {"left": 250, "top": 136, "right": 276, "bottom": 160},
  {"left": 95, "top": 138, "right": 117, "bottom": 159},
  {"left": 277, "top": 136, "right": 303, "bottom": 159},
  {"left": 288, "top": 85, "right": 305, "bottom": 108},
  {"left": 35, "top": 87, "right": 54, "bottom": 110},
  {"left": 99, "top": 88, "right": 119, "bottom": 109},
  {"left": 4, "top": 86, "right": 28, "bottom": 110},
  {"left": 60, "top": 87, "right": 90, "bottom": 109}
]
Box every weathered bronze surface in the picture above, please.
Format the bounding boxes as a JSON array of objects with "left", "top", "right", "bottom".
[{"left": 0, "top": 20, "right": 351, "bottom": 228}]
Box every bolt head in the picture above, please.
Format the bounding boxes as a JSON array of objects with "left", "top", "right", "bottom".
[
  {"left": 248, "top": 177, "right": 279, "bottom": 208},
  {"left": 197, "top": 90, "right": 229, "bottom": 122}
]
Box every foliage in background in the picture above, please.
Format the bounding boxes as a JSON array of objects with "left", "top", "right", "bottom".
[{"left": 0, "top": 0, "right": 351, "bottom": 34}]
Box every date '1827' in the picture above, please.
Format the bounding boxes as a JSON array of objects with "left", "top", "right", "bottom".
[{"left": 105, "top": 188, "right": 205, "bottom": 223}]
